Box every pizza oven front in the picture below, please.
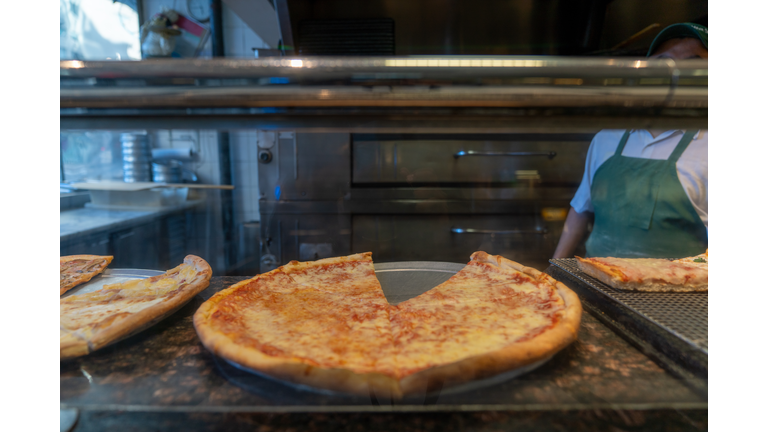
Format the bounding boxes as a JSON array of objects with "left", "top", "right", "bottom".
[{"left": 257, "top": 131, "right": 592, "bottom": 273}]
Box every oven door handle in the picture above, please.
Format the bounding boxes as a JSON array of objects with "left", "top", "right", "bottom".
[
  {"left": 453, "top": 150, "right": 556, "bottom": 159},
  {"left": 451, "top": 227, "right": 548, "bottom": 235}
]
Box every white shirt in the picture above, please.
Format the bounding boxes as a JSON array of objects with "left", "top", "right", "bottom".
[{"left": 571, "top": 129, "right": 708, "bottom": 230}]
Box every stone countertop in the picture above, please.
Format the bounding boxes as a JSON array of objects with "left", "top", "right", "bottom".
[
  {"left": 59, "top": 201, "right": 201, "bottom": 242},
  {"left": 61, "top": 276, "right": 707, "bottom": 431}
]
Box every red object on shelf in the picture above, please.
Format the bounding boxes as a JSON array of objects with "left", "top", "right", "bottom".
[{"left": 174, "top": 14, "right": 207, "bottom": 38}]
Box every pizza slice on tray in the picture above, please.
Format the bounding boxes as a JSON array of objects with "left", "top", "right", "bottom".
[
  {"left": 575, "top": 250, "right": 708, "bottom": 292},
  {"left": 390, "top": 251, "right": 582, "bottom": 395},
  {"left": 61, "top": 255, "right": 212, "bottom": 360},
  {"left": 193, "top": 251, "right": 582, "bottom": 399},
  {"left": 60, "top": 255, "right": 114, "bottom": 295}
]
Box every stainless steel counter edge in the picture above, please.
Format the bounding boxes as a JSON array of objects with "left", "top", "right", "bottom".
[{"left": 59, "top": 401, "right": 708, "bottom": 413}]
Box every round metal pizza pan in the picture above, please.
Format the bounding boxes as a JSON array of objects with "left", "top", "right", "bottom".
[
  {"left": 61, "top": 268, "right": 195, "bottom": 356},
  {"left": 218, "top": 353, "right": 553, "bottom": 402},
  {"left": 61, "top": 268, "right": 165, "bottom": 299},
  {"left": 215, "top": 261, "right": 558, "bottom": 400},
  {"left": 60, "top": 408, "right": 79, "bottom": 432}
]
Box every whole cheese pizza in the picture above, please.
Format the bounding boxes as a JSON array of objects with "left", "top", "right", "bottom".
[
  {"left": 60, "top": 255, "right": 113, "bottom": 295},
  {"left": 61, "top": 255, "right": 212, "bottom": 360},
  {"left": 193, "top": 251, "right": 581, "bottom": 398},
  {"left": 575, "top": 250, "right": 708, "bottom": 292}
]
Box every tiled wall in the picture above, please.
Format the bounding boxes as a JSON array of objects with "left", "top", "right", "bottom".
[
  {"left": 152, "top": 129, "right": 228, "bottom": 272},
  {"left": 221, "top": 3, "right": 270, "bottom": 57},
  {"left": 229, "top": 131, "right": 261, "bottom": 224},
  {"left": 140, "top": 0, "right": 269, "bottom": 58},
  {"left": 141, "top": 0, "right": 267, "bottom": 226}
]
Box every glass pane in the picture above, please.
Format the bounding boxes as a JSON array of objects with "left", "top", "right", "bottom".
[
  {"left": 60, "top": 0, "right": 140, "bottom": 60},
  {"left": 60, "top": 56, "right": 707, "bottom": 419}
]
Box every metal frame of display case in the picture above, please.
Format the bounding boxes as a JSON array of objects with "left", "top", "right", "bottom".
[
  {"left": 60, "top": 57, "right": 706, "bottom": 131},
  {"left": 60, "top": 57, "right": 708, "bottom": 431}
]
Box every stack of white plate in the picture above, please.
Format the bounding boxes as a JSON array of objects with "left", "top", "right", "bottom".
[
  {"left": 120, "top": 133, "right": 152, "bottom": 183},
  {"left": 152, "top": 160, "right": 182, "bottom": 183}
]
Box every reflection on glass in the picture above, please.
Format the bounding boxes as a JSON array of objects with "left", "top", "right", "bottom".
[{"left": 60, "top": 0, "right": 140, "bottom": 60}]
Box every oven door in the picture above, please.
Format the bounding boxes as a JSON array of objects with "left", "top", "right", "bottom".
[{"left": 352, "top": 214, "right": 562, "bottom": 270}]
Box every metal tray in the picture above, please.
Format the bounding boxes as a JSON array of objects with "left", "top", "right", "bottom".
[
  {"left": 549, "top": 259, "right": 707, "bottom": 354},
  {"left": 217, "top": 261, "right": 556, "bottom": 400},
  {"left": 61, "top": 268, "right": 195, "bottom": 356},
  {"left": 61, "top": 268, "right": 165, "bottom": 299}
]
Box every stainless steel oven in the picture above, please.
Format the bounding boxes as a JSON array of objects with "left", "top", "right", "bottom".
[{"left": 258, "top": 132, "right": 592, "bottom": 271}]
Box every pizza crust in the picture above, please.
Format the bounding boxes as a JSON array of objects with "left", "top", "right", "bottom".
[
  {"left": 196, "top": 320, "right": 401, "bottom": 398},
  {"left": 673, "top": 249, "right": 708, "bottom": 264},
  {"left": 60, "top": 329, "right": 90, "bottom": 359},
  {"left": 61, "top": 255, "right": 212, "bottom": 360},
  {"left": 399, "top": 251, "right": 582, "bottom": 395},
  {"left": 282, "top": 252, "right": 371, "bottom": 273},
  {"left": 60, "top": 255, "right": 113, "bottom": 295}
]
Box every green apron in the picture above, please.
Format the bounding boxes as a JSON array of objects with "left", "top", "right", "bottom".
[{"left": 585, "top": 130, "right": 708, "bottom": 258}]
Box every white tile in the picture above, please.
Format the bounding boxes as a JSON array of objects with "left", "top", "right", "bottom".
[
  {"left": 154, "top": 130, "right": 172, "bottom": 148},
  {"left": 221, "top": 4, "right": 241, "bottom": 27},
  {"left": 142, "top": 0, "right": 176, "bottom": 21},
  {"left": 235, "top": 145, "right": 248, "bottom": 163},
  {"left": 244, "top": 27, "right": 267, "bottom": 51},
  {"left": 171, "top": 129, "right": 195, "bottom": 140},
  {"left": 240, "top": 141, "right": 253, "bottom": 162},
  {"left": 236, "top": 163, "right": 250, "bottom": 186},
  {"left": 224, "top": 26, "right": 245, "bottom": 57},
  {"left": 230, "top": 140, "right": 246, "bottom": 162},
  {"left": 246, "top": 163, "right": 259, "bottom": 187},
  {"left": 249, "top": 165, "right": 259, "bottom": 188},
  {"left": 247, "top": 138, "right": 259, "bottom": 161},
  {"left": 239, "top": 186, "right": 252, "bottom": 202},
  {"left": 231, "top": 164, "right": 242, "bottom": 186}
]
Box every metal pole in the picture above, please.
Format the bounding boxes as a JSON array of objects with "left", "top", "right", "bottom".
[
  {"left": 210, "top": 0, "right": 225, "bottom": 57},
  {"left": 210, "top": 0, "right": 235, "bottom": 271}
]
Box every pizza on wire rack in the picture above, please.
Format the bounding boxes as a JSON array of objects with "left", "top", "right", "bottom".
[
  {"left": 575, "top": 250, "right": 708, "bottom": 292},
  {"left": 193, "top": 251, "right": 582, "bottom": 399}
]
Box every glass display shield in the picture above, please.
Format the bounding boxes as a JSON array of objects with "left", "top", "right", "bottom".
[{"left": 60, "top": 57, "right": 707, "bottom": 417}]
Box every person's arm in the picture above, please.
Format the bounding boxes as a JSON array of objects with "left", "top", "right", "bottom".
[{"left": 552, "top": 207, "right": 593, "bottom": 259}]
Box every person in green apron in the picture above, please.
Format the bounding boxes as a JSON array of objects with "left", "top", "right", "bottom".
[{"left": 553, "top": 23, "right": 708, "bottom": 259}]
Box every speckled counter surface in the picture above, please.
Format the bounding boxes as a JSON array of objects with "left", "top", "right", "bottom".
[{"left": 61, "top": 276, "right": 707, "bottom": 431}]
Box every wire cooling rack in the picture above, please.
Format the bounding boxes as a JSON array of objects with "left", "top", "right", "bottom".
[{"left": 549, "top": 259, "right": 707, "bottom": 354}]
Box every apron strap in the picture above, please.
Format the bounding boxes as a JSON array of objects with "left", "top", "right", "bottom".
[
  {"left": 668, "top": 130, "right": 698, "bottom": 162},
  {"left": 614, "top": 130, "right": 632, "bottom": 156}
]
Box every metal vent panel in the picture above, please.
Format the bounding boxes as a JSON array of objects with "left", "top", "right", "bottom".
[
  {"left": 298, "top": 18, "right": 395, "bottom": 55},
  {"left": 550, "top": 258, "right": 707, "bottom": 354}
]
